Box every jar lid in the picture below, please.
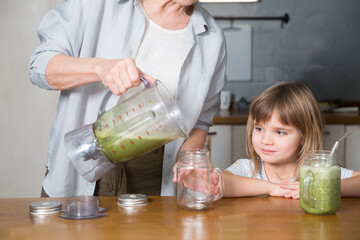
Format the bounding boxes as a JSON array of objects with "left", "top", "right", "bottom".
[
  {"left": 118, "top": 194, "right": 148, "bottom": 207},
  {"left": 29, "top": 201, "right": 62, "bottom": 215}
]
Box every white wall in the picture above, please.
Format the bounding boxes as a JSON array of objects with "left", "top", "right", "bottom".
[{"left": 0, "top": 0, "right": 63, "bottom": 198}]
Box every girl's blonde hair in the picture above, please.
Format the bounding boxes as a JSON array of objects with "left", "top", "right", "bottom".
[{"left": 246, "top": 82, "right": 325, "bottom": 178}]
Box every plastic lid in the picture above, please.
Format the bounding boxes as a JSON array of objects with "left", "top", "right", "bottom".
[
  {"left": 118, "top": 194, "right": 149, "bottom": 206},
  {"left": 29, "top": 201, "right": 62, "bottom": 215},
  {"left": 59, "top": 196, "right": 106, "bottom": 220}
]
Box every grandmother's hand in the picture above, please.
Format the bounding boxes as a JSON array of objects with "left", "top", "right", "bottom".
[
  {"left": 172, "top": 163, "right": 223, "bottom": 198},
  {"left": 95, "top": 57, "right": 154, "bottom": 95}
]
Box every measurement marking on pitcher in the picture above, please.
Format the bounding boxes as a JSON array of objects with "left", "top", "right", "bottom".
[
  {"left": 138, "top": 136, "right": 142, "bottom": 140},
  {"left": 146, "top": 131, "right": 150, "bottom": 135}
]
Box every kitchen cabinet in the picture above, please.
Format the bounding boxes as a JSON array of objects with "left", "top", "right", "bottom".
[
  {"left": 324, "top": 124, "right": 360, "bottom": 170},
  {"left": 231, "top": 125, "right": 247, "bottom": 161},
  {"left": 345, "top": 125, "right": 360, "bottom": 171},
  {"left": 323, "top": 124, "right": 346, "bottom": 167},
  {"left": 207, "top": 125, "right": 246, "bottom": 171},
  {"left": 207, "top": 125, "right": 232, "bottom": 171}
]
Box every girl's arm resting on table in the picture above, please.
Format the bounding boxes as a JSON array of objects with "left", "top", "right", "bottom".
[
  {"left": 223, "top": 171, "right": 298, "bottom": 198},
  {"left": 341, "top": 171, "right": 360, "bottom": 197}
]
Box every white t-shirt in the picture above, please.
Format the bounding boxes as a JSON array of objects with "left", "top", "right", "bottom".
[
  {"left": 135, "top": 3, "right": 188, "bottom": 98},
  {"left": 225, "top": 158, "right": 354, "bottom": 180}
]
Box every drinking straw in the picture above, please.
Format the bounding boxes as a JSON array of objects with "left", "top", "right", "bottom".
[{"left": 330, "top": 130, "right": 352, "bottom": 157}]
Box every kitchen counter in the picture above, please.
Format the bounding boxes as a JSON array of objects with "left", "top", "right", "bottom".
[
  {"left": 1, "top": 196, "right": 360, "bottom": 239},
  {"left": 214, "top": 109, "right": 360, "bottom": 125}
]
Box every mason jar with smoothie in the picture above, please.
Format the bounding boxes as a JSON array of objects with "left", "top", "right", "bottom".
[{"left": 300, "top": 150, "right": 341, "bottom": 215}]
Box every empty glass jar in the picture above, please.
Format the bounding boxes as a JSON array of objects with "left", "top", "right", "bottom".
[{"left": 176, "top": 149, "right": 224, "bottom": 211}]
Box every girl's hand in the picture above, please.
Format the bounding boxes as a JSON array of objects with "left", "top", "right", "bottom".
[
  {"left": 268, "top": 181, "right": 299, "bottom": 199},
  {"left": 268, "top": 183, "right": 291, "bottom": 197},
  {"left": 95, "top": 57, "right": 154, "bottom": 95},
  {"left": 280, "top": 181, "right": 300, "bottom": 199}
]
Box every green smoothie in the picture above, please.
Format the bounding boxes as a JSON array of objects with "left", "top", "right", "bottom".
[
  {"left": 300, "top": 165, "right": 341, "bottom": 215},
  {"left": 96, "top": 134, "right": 174, "bottom": 163},
  {"left": 93, "top": 112, "right": 175, "bottom": 163},
  {"left": 92, "top": 99, "right": 182, "bottom": 163}
]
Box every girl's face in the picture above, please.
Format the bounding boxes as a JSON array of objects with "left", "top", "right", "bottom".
[{"left": 252, "top": 113, "right": 303, "bottom": 166}]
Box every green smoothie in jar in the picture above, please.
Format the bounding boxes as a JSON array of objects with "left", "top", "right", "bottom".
[{"left": 300, "top": 151, "right": 341, "bottom": 215}]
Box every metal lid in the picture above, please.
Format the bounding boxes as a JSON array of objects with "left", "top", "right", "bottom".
[
  {"left": 29, "top": 201, "right": 62, "bottom": 215},
  {"left": 118, "top": 194, "right": 149, "bottom": 206}
]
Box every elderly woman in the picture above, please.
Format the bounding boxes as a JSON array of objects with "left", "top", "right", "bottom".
[{"left": 29, "top": 0, "right": 227, "bottom": 197}]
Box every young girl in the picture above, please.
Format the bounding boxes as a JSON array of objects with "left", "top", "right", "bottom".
[{"left": 223, "top": 82, "right": 360, "bottom": 198}]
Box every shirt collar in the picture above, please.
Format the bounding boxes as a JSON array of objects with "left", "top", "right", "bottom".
[{"left": 190, "top": 3, "right": 211, "bottom": 35}]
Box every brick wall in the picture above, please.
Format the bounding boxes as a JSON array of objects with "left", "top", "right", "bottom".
[{"left": 202, "top": 0, "right": 360, "bottom": 102}]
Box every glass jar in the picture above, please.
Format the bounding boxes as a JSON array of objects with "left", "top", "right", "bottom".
[
  {"left": 300, "top": 150, "right": 341, "bottom": 215},
  {"left": 176, "top": 149, "right": 224, "bottom": 211}
]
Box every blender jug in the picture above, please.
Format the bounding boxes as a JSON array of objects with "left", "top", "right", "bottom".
[{"left": 64, "top": 77, "right": 189, "bottom": 182}]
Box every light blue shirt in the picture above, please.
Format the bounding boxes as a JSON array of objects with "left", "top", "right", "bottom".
[{"left": 29, "top": 0, "right": 227, "bottom": 197}]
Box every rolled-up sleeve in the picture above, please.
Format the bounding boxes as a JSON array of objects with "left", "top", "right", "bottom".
[
  {"left": 194, "top": 37, "right": 227, "bottom": 132},
  {"left": 29, "top": 0, "right": 85, "bottom": 90}
]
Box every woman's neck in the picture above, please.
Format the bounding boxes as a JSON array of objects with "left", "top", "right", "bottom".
[{"left": 140, "top": 0, "right": 193, "bottom": 30}]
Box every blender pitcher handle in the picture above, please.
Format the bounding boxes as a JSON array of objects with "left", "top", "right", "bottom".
[
  {"left": 139, "top": 75, "right": 153, "bottom": 88},
  {"left": 98, "top": 90, "right": 113, "bottom": 116},
  {"left": 98, "top": 75, "right": 153, "bottom": 116}
]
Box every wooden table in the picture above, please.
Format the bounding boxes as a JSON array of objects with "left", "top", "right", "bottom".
[{"left": 1, "top": 196, "right": 359, "bottom": 239}]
